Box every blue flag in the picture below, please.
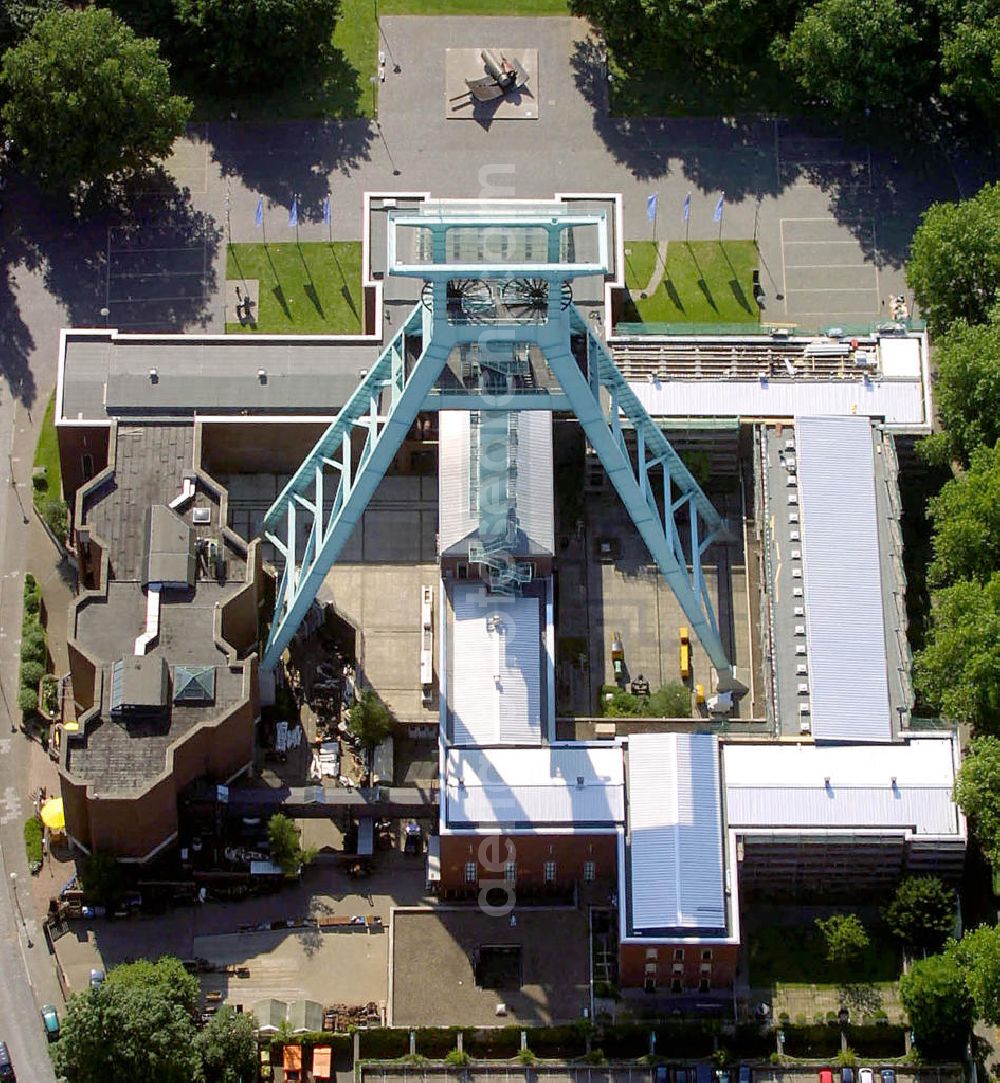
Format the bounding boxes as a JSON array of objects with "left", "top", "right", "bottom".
[
  {"left": 646, "top": 193, "right": 658, "bottom": 223},
  {"left": 713, "top": 193, "right": 725, "bottom": 223},
  {"left": 683, "top": 192, "right": 691, "bottom": 222},
  {"left": 289, "top": 198, "right": 298, "bottom": 228},
  {"left": 255, "top": 196, "right": 263, "bottom": 228},
  {"left": 323, "top": 195, "right": 331, "bottom": 226}
]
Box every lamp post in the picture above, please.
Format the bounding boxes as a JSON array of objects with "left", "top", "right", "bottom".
[
  {"left": 10, "top": 872, "right": 32, "bottom": 947},
  {"left": 370, "top": 75, "right": 378, "bottom": 125}
]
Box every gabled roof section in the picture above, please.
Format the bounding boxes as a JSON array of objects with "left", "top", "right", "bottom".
[{"left": 626, "top": 732, "right": 727, "bottom": 936}]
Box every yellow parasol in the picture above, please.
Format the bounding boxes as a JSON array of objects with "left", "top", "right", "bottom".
[{"left": 40, "top": 797, "right": 65, "bottom": 833}]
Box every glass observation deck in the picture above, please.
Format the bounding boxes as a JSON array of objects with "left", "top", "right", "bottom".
[{"left": 386, "top": 204, "right": 609, "bottom": 278}]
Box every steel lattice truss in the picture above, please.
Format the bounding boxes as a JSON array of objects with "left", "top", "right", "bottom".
[{"left": 261, "top": 208, "right": 736, "bottom": 688}]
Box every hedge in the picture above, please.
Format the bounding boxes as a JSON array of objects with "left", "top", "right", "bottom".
[
  {"left": 24, "top": 816, "right": 43, "bottom": 866},
  {"left": 465, "top": 1027, "right": 523, "bottom": 1058},
  {"left": 601, "top": 1025, "right": 652, "bottom": 1058},
  {"left": 844, "top": 1025, "right": 907, "bottom": 1058},
  {"left": 782, "top": 1024, "right": 842, "bottom": 1058},
  {"left": 529, "top": 1025, "right": 589, "bottom": 1058},
  {"left": 358, "top": 1029, "right": 410, "bottom": 1059},
  {"left": 653, "top": 1024, "right": 716, "bottom": 1058},
  {"left": 415, "top": 1028, "right": 469, "bottom": 1058}
]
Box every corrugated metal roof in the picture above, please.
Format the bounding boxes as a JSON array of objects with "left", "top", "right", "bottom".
[
  {"left": 449, "top": 583, "right": 542, "bottom": 745},
  {"left": 438, "top": 411, "right": 553, "bottom": 557},
  {"left": 627, "top": 733, "right": 726, "bottom": 933},
  {"left": 796, "top": 416, "right": 892, "bottom": 742},
  {"left": 723, "top": 739, "right": 960, "bottom": 837},
  {"left": 631, "top": 379, "right": 924, "bottom": 427},
  {"left": 444, "top": 745, "right": 625, "bottom": 829}
]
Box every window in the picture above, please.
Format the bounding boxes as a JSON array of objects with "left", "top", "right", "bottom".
[
  {"left": 81, "top": 453, "right": 95, "bottom": 480},
  {"left": 464, "top": 862, "right": 477, "bottom": 884},
  {"left": 671, "top": 978, "right": 683, "bottom": 994},
  {"left": 700, "top": 962, "right": 712, "bottom": 975},
  {"left": 504, "top": 862, "right": 517, "bottom": 883},
  {"left": 543, "top": 861, "right": 556, "bottom": 883},
  {"left": 644, "top": 977, "right": 657, "bottom": 994},
  {"left": 583, "top": 860, "right": 596, "bottom": 882},
  {"left": 672, "top": 962, "right": 683, "bottom": 975},
  {"left": 673, "top": 948, "right": 685, "bottom": 962},
  {"left": 699, "top": 978, "right": 711, "bottom": 993},
  {"left": 701, "top": 949, "right": 713, "bottom": 962},
  {"left": 645, "top": 948, "right": 659, "bottom": 961}
]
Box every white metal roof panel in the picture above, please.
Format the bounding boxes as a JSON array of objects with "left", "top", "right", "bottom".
[
  {"left": 795, "top": 416, "right": 891, "bottom": 742},
  {"left": 438, "top": 411, "right": 553, "bottom": 557},
  {"left": 630, "top": 379, "right": 924, "bottom": 428},
  {"left": 723, "top": 739, "right": 960, "bottom": 837},
  {"left": 449, "top": 583, "right": 541, "bottom": 745},
  {"left": 445, "top": 744, "right": 625, "bottom": 828},
  {"left": 627, "top": 733, "right": 726, "bottom": 932}
]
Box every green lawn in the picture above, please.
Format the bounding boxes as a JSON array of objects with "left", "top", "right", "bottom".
[
  {"left": 748, "top": 922, "right": 901, "bottom": 986},
  {"left": 623, "top": 240, "right": 760, "bottom": 326},
  {"left": 227, "top": 243, "right": 364, "bottom": 334},
  {"left": 192, "top": 0, "right": 568, "bottom": 121},
  {"left": 32, "top": 392, "right": 63, "bottom": 510}
]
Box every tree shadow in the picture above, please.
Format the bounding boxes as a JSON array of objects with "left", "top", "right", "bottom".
[
  {"left": 304, "top": 284, "right": 325, "bottom": 318},
  {"left": 0, "top": 166, "right": 221, "bottom": 406},
  {"left": 188, "top": 118, "right": 374, "bottom": 210},
  {"left": 729, "top": 278, "right": 752, "bottom": 313},
  {"left": 697, "top": 278, "right": 718, "bottom": 311}
]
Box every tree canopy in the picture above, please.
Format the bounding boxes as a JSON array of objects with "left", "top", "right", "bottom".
[
  {"left": 926, "top": 442, "right": 1000, "bottom": 585},
  {"left": 906, "top": 183, "right": 1000, "bottom": 336},
  {"left": 0, "top": 0, "right": 60, "bottom": 54},
  {"left": 773, "top": 0, "right": 924, "bottom": 115},
  {"left": 0, "top": 7, "right": 190, "bottom": 195},
  {"left": 881, "top": 875, "right": 956, "bottom": 951},
  {"left": 602, "top": 682, "right": 692, "bottom": 718},
  {"left": 949, "top": 924, "right": 1000, "bottom": 1025},
  {"left": 267, "top": 812, "right": 315, "bottom": 876},
  {"left": 52, "top": 984, "right": 201, "bottom": 1083},
  {"left": 348, "top": 688, "right": 394, "bottom": 750},
  {"left": 815, "top": 913, "right": 869, "bottom": 963},
  {"left": 104, "top": 956, "right": 201, "bottom": 1015},
  {"left": 913, "top": 574, "right": 1000, "bottom": 729},
  {"left": 171, "top": 0, "right": 340, "bottom": 91},
  {"left": 920, "top": 316, "right": 1000, "bottom": 466},
  {"left": 938, "top": 0, "right": 1000, "bottom": 118},
  {"left": 954, "top": 736, "right": 1000, "bottom": 864},
  {"left": 194, "top": 1005, "right": 258, "bottom": 1083},
  {"left": 900, "top": 952, "right": 975, "bottom": 1057}
]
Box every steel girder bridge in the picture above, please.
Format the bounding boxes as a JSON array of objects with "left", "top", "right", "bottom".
[{"left": 260, "top": 203, "right": 739, "bottom": 690}]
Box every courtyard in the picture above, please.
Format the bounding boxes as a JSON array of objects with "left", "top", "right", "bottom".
[{"left": 391, "top": 907, "right": 591, "bottom": 1026}]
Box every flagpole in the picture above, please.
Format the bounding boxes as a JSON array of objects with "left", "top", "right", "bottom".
[{"left": 685, "top": 190, "right": 691, "bottom": 244}]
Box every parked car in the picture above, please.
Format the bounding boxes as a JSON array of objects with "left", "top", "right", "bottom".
[
  {"left": 819, "top": 1070, "right": 834, "bottom": 1083},
  {"left": 89, "top": 968, "right": 105, "bottom": 987},
  {"left": 40, "top": 1005, "right": 60, "bottom": 1042},
  {"left": 841, "top": 1069, "right": 854, "bottom": 1083},
  {"left": 859, "top": 1068, "right": 875, "bottom": 1083},
  {"left": 880, "top": 1071, "right": 895, "bottom": 1083},
  {"left": 0, "top": 1040, "right": 15, "bottom": 1082},
  {"left": 739, "top": 1067, "right": 751, "bottom": 1083}
]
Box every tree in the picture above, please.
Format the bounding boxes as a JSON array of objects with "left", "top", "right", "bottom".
[
  {"left": 773, "top": 0, "right": 924, "bottom": 115},
  {"left": 194, "top": 1005, "right": 257, "bottom": 1083},
  {"left": 815, "top": 913, "right": 870, "bottom": 963},
  {"left": 0, "top": 8, "right": 191, "bottom": 195},
  {"left": 348, "top": 688, "right": 394, "bottom": 750},
  {"left": 938, "top": 0, "right": 1000, "bottom": 118},
  {"left": 919, "top": 316, "right": 1000, "bottom": 466},
  {"left": 79, "top": 851, "right": 125, "bottom": 910},
  {"left": 906, "top": 183, "right": 1000, "bottom": 335},
  {"left": 882, "top": 876, "right": 956, "bottom": 951},
  {"left": 0, "top": 0, "right": 60, "bottom": 54},
  {"left": 266, "top": 812, "right": 316, "bottom": 877},
  {"left": 52, "top": 984, "right": 200, "bottom": 1083},
  {"left": 949, "top": 924, "right": 1000, "bottom": 1024},
  {"left": 104, "top": 956, "right": 200, "bottom": 1016},
  {"left": 926, "top": 442, "right": 1000, "bottom": 586},
  {"left": 900, "top": 952, "right": 974, "bottom": 1058},
  {"left": 954, "top": 736, "right": 1000, "bottom": 864},
  {"left": 603, "top": 682, "right": 692, "bottom": 718},
  {"left": 171, "top": 0, "right": 340, "bottom": 92},
  {"left": 913, "top": 575, "right": 1000, "bottom": 729}
]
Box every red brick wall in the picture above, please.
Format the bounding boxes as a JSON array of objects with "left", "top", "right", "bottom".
[
  {"left": 58, "top": 426, "right": 110, "bottom": 505},
  {"left": 440, "top": 833, "right": 617, "bottom": 891},
  {"left": 619, "top": 941, "right": 738, "bottom": 991}
]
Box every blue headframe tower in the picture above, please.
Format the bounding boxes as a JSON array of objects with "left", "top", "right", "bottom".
[{"left": 260, "top": 201, "right": 740, "bottom": 690}]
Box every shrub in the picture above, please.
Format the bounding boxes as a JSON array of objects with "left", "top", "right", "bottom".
[
  {"left": 517, "top": 1049, "right": 537, "bottom": 1066},
  {"left": 41, "top": 674, "right": 59, "bottom": 716},
  {"left": 583, "top": 1049, "right": 607, "bottom": 1065},
  {"left": 23, "top": 590, "right": 40, "bottom": 618},
  {"left": 24, "top": 816, "right": 43, "bottom": 865},
  {"left": 444, "top": 1050, "right": 470, "bottom": 1067},
  {"left": 40, "top": 499, "right": 68, "bottom": 545},
  {"left": 20, "top": 660, "right": 44, "bottom": 689},
  {"left": 21, "top": 627, "right": 46, "bottom": 666},
  {"left": 17, "top": 686, "right": 38, "bottom": 714}
]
